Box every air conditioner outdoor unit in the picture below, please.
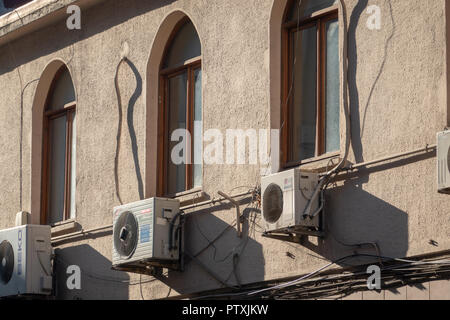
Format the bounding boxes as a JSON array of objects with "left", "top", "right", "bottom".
[
  {"left": 0, "top": 225, "right": 53, "bottom": 298},
  {"left": 438, "top": 130, "right": 450, "bottom": 194},
  {"left": 112, "top": 198, "right": 182, "bottom": 270},
  {"left": 261, "top": 169, "right": 321, "bottom": 233}
]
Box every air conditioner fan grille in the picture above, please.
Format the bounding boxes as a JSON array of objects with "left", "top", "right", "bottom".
[
  {"left": 114, "top": 211, "right": 139, "bottom": 258},
  {"left": 263, "top": 183, "right": 284, "bottom": 224},
  {"left": 0, "top": 240, "right": 14, "bottom": 285}
]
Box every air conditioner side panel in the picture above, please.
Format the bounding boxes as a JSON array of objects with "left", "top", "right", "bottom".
[
  {"left": 295, "top": 172, "right": 320, "bottom": 228},
  {"left": 437, "top": 131, "right": 450, "bottom": 193},
  {"left": 27, "top": 225, "right": 52, "bottom": 295},
  {"left": 131, "top": 204, "right": 155, "bottom": 262},
  {"left": 152, "top": 199, "right": 180, "bottom": 261},
  {"left": 15, "top": 226, "right": 28, "bottom": 295}
]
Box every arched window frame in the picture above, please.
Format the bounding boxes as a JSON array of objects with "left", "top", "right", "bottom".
[
  {"left": 41, "top": 66, "right": 77, "bottom": 225},
  {"left": 281, "top": 0, "right": 340, "bottom": 168},
  {"left": 157, "top": 17, "right": 202, "bottom": 197}
]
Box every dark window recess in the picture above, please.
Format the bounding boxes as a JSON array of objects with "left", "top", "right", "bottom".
[
  {"left": 1, "top": 0, "right": 33, "bottom": 16},
  {"left": 3, "top": 0, "right": 33, "bottom": 9}
]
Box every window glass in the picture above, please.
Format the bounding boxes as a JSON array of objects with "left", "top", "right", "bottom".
[
  {"left": 69, "top": 113, "right": 77, "bottom": 219},
  {"left": 325, "top": 19, "right": 340, "bottom": 153},
  {"left": 167, "top": 73, "right": 188, "bottom": 194},
  {"left": 287, "top": 0, "right": 337, "bottom": 22},
  {"left": 290, "top": 26, "right": 317, "bottom": 162},
  {"left": 47, "top": 115, "right": 67, "bottom": 224},
  {"left": 193, "top": 68, "right": 202, "bottom": 188},
  {"left": 163, "top": 21, "right": 201, "bottom": 69},
  {"left": 47, "top": 68, "right": 76, "bottom": 111}
]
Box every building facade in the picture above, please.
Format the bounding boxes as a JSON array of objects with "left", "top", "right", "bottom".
[{"left": 0, "top": 0, "right": 449, "bottom": 300}]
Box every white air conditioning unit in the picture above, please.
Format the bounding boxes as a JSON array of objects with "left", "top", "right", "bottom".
[
  {"left": 0, "top": 225, "right": 53, "bottom": 298},
  {"left": 112, "top": 198, "right": 181, "bottom": 270},
  {"left": 438, "top": 131, "right": 450, "bottom": 194},
  {"left": 261, "top": 169, "right": 321, "bottom": 233}
]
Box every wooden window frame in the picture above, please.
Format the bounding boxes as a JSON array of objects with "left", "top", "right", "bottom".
[
  {"left": 158, "top": 58, "right": 202, "bottom": 197},
  {"left": 281, "top": 6, "right": 339, "bottom": 169},
  {"left": 41, "top": 98, "right": 76, "bottom": 225}
]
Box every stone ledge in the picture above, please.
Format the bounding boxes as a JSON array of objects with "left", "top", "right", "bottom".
[
  {"left": 0, "top": 0, "right": 105, "bottom": 48},
  {"left": 50, "top": 219, "right": 81, "bottom": 237}
]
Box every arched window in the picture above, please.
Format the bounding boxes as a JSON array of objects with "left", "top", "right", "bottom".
[
  {"left": 281, "top": 0, "right": 339, "bottom": 167},
  {"left": 158, "top": 18, "right": 202, "bottom": 196},
  {"left": 41, "top": 66, "right": 76, "bottom": 225}
]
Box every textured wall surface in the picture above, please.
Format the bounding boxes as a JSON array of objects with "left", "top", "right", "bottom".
[{"left": 0, "top": 0, "right": 449, "bottom": 300}]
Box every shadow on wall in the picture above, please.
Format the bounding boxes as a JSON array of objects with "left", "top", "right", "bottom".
[
  {"left": 0, "top": 0, "right": 177, "bottom": 73},
  {"left": 151, "top": 198, "right": 265, "bottom": 295},
  {"left": 347, "top": 0, "right": 367, "bottom": 166},
  {"left": 54, "top": 244, "right": 130, "bottom": 300},
  {"left": 322, "top": 173, "right": 409, "bottom": 264},
  {"left": 114, "top": 58, "right": 144, "bottom": 203},
  {"left": 124, "top": 59, "right": 144, "bottom": 200},
  {"left": 347, "top": 0, "right": 395, "bottom": 168},
  {"left": 298, "top": 153, "right": 438, "bottom": 267}
]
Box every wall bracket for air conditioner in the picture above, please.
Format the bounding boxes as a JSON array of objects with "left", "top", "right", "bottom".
[
  {"left": 262, "top": 226, "right": 325, "bottom": 245},
  {"left": 217, "top": 190, "right": 243, "bottom": 237}
]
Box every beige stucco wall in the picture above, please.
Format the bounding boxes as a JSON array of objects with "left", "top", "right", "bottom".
[{"left": 0, "top": 0, "right": 449, "bottom": 300}]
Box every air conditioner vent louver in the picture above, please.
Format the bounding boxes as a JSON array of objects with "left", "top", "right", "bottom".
[{"left": 437, "top": 131, "right": 450, "bottom": 194}]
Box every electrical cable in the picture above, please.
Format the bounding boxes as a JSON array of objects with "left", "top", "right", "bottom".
[
  {"left": 37, "top": 251, "right": 51, "bottom": 277},
  {"left": 359, "top": 0, "right": 395, "bottom": 140},
  {"left": 6, "top": 36, "right": 24, "bottom": 212},
  {"left": 232, "top": 253, "right": 242, "bottom": 287},
  {"left": 6, "top": 7, "right": 76, "bottom": 212},
  {"left": 18, "top": 77, "right": 39, "bottom": 210},
  {"left": 279, "top": 0, "right": 303, "bottom": 133},
  {"left": 261, "top": 0, "right": 303, "bottom": 170},
  {"left": 321, "top": 173, "right": 384, "bottom": 265},
  {"left": 6, "top": 9, "right": 41, "bottom": 212},
  {"left": 302, "top": 0, "right": 351, "bottom": 218},
  {"left": 139, "top": 274, "right": 145, "bottom": 300},
  {"left": 187, "top": 191, "right": 259, "bottom": 289},
  {"left": 168, "top": 210, "right": 183, "bottom": 251},
  {"left": 188, "top": 187, "right": 259, "bottom": 263},
  {"left": 266, "top": 258, "right": 450, "bottom": 300},
  {"left": 54, "top": 255, "right": 164, "bottom": 285},
  {"left": 189, "top": 253, "right": 450, "bottom": 300},
  {"left": 221, "top": 198, "right": 260, "bottom": 286},
  {"left": 259, "top": 254, "right": 450, "bottom": 299},
  {"left": 190, "top": 254, "right": 361, "bottom": 300},
  {"left": 193, "top": 219, "right": 237, "bottom": 258}
]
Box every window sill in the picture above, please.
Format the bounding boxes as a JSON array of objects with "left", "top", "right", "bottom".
[
  {"left": 169, "top": 188, "right": 207, "bottom": 207},
  {"left": 50, "top": 219, "right": 80, "bottom": 237},
  {"left": 284, "top": 151, "right": 341, "bottom": 173}
]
